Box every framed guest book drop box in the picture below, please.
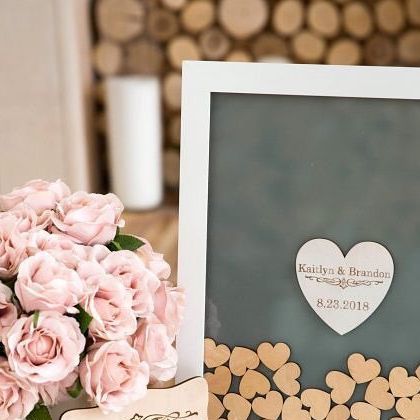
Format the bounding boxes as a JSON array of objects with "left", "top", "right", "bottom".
[{"left": 176, "top": 62, "right": 420, "bottom": 419}]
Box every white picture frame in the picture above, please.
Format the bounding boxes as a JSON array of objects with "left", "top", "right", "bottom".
[{"left": 175, "top": 61, "right": 420, "bottom": 383}]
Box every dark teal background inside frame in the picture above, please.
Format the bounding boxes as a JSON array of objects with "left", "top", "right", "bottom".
[{"left": 205, "top": 93, "right": 420, "bottom": 398}]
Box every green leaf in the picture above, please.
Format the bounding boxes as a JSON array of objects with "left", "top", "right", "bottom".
[
  {"left": 33, "top": 311, "right": 40, "bottom": 328},
  {"left": 106, "top": 240, "right": 122, "bottom": 251},
  {"left": 114, "top": 234, "right": 144, "bottom": 251},
  {"left": 67, "top": 377, "right": 83, "bottom": 399},
  {"left": 75, "top": 305, "right": 93, "bottom": 334},
  {"left": 26, "top": 404, "right": 52, "bottom": 420}
]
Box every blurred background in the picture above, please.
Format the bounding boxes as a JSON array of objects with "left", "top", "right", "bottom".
[{"left": 1, "top": 0, "right": 420, "bottom": 275}]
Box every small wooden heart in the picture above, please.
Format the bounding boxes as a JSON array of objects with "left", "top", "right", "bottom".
[
  {"left": 257, "top": 342, "right": 290, "bottom": 371},
  {"left": 301, "top": 388, "right": 331, "bottom": 420},
  {"left": 273, "top": 362, "right": 301, "bottom": 396},
  {"left": 325, "top": 371, "right": 355, "bottom": 404},
  {"left": 347, "top": 353, "right": 381, "bottom": 384},
  {"left": 350, "top": 402, "right": 380, "bottom": 420},
  {"left": 389, "top": 366, "right": 420, "bottom": 397},
  {"left": 282, "top": 396, "right": 311, "bottom": 420},
  {"left": 223, "top": 393, "right": 251, "bottom": 420},
  {"left": 205, "top": 366, "right": 232, "bottom": 396},
  {"left": 296, "top": 239, "right": 394, "bottom": 335},
  {"left": 229, "top": 347, "right": 259, "bottom": 376},
  {"left": 326, "top": 405, "right": 350, "bottom": 420},
  {"left": 365, "top": 376, "right": 395, "bottom": 410},
  {"left": 239, "top": 369, "right": 270, "bottom": 400},
  {"left": 208, "top": 392, "right": 225, "bottom": 420},
  {"left": 205, "top": 338, "right": 231, "bottom": 368},
  {"left": 396, "top": 394, "right": 420, "bottom": 418},
  {"left": 252, "top": 390, "right": 283, "bottom": 420}
]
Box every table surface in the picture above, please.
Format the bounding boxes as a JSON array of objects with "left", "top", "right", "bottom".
[{"left": 124, "top": 206, "right": 179, "bottom": 282}]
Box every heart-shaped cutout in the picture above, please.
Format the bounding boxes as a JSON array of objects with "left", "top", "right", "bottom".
[
  {"left": 389, "top": 366, "right": 420, "bottom": 397},
  {"left": 296, "top": 239, "right": 394, "bottom": 335},
  {"left": 205, "top": 338, "right": 231, "bottom": 368},
  {"left": 282, "top": 396, "right": 311, "bottom": 420},
  {"left": 257, "top": 342, "right": 290, "bottom": 371},
  {"left": 350, "top": 402, "right": 380, "bottom": 420},
  {"left": 252, "top": 390, "right": 283, "bottom": 419},
  {"left": 273, "top": 362, "right": 301, "bottom": 396},
  {"left": 205, "top": 366, "right": 232, "bottom": 396},
  {"left": 301, "top": 389, "right": 331, "bottom": 420},
  {"left": 223, "top": 393, "right": 251, "bottom": 420},
  {"left": 326, "top": 405, "right": 350, "bottom": 420},
  {"left": 229, "top": 347, "right": 259, "bottom": 376},
  {"left": 348, "top": 353, "right": 381, "bottom": 384},
  {"left": 208, "top": 392, "right": 225, "bottom": 420},
  {"left": 365, "top": 376, "right": 395, "bottom": 410},
  {"left": 326, "top": 371, "right": 356, "bottom": 404},
  {"left": 239, "top": 369, "right": 270, "bottom": 400},
  {"left": 396, "top": 394, "right": 420, "bottom": 418}
]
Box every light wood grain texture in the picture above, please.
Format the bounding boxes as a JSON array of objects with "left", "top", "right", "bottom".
[
  {"left": 163, "top": 72, "right": 182, "bottom": 110},
  {"left": 273, "top": 0, "right": 304, "bottom": 36},
  {"left": 164, "top": 149, "right": 181, "bottom": 188},
  {"left": 282, "top": 396, "right": 311, "bottom": 420},
  {"left": 251, "top": 32, "right": 288, "bottom": 60},
  {"left": 96, "top": 0, "right": 144, "bottom": 42},
  {"left": 147, "top": 8, "right": 179, "bottom": 42},
  {"left": 365, "top": 376, "right": 395, "bottom": 410},
  {"left": 350, "top": 402, "right": 380, "bottom": 420},
  {"left": 273, "top": 362, "right": 301, "bottom": 396},
  {"left": 229, "top": 347, "right": 259, "bottom": 376},
  {"left": 208, "top": 392, "right": 225, "bottom": 420},
  {"left": 407, "top": 0, "right": 420, "bottom": 24},
  {"left": 226, "top": 49, "right": 253, "bottom": 62},
  {"left": 252, "top": 391, "right": 283, "bottom": 419},
  {"left": 301, "top": 389, "right": 331, "bottom": 420},
  {"left": 327, "top": 38, "right": 362, "bottom": 64},
  {"left": 219, "top": 0, "right": 269, "bottom": 40},
  {"left": 343, "top": 2, "right": 373, "bottom": 39},
  {"left": 126, "top": 39, "right": 164, "bottom": 74},
  {"left": 326, "top": 405, "right": 350, "bottom": 420},
  {"left": 364, "top": 34, "right": 396, "bottom": 65},
  {"left": 257, "top": 342, "right": 290, "bottom": 371},
  {"left": 389, "top": 366, "right": 420, "bottom": 397},
  {"left": 205, "top": 366, "right": 232, "bottom": 396},
  {"left": 375, "top": 0, "right": 406, "bottom": 34},
  {"left": 325, "top": 371, "right": 355, "bottom": 404},
  {"left": 93, "top": 40, "right": 123, "bottom": 76},
  {"left": 223, "top": 393, "right": 251, "bottom": 420},
  {"left": 167, "top": 36, "right": 202, "bottom": 69},
  {"left": 307, "top": 0, "right": 341, "bottom": 38},
  {"left": 398, "top": 30, "right": 420, "bottom": 64},
  {"left": 239, "top": 370, "right": 270, "bottom": 399},
  {"left": 292, "top": 31, "right": 326, "bottom": 63},
  {"left": 347, "top": 353, "right": 381, "bottom": 384},
  {"left": 204, "top": 338, "right": 231, "bottom": 368},
  {"left": 199, "top": 28, "right": 231, "bottom": 60},
  {"left": 396, "top": 394, "right": 420, "bottom": 418},
  {"left": 161, "top": 0, "right": 186, "bottom": 10},
  {"left": 181, "top": 0, "right": 215, "bottom": 34}
]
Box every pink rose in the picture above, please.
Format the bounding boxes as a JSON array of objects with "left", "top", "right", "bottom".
[
  {"left": 100, "top": 251, "right": 160, "bottom": 317},
  {"left": 81, "top": 268, "right": 137, "bottom": 340},
  {"left": 6, "top": 311, "right": 85, "bottom": 384},
  {"left": 0, "top": 283, "right": 17, "bottom": 337},
  {"left": 137, "top": 240, "right": 171, "bottom": 280},
  {"left": 15, "top": 252, "right": 85, "bottom": 314},
  {"left": 0, "top": 215, "right": 28, "bottom": 279},
  {"left": 0, "top": 179, "right": 70, "bottom": 215},
  {"left": 80, "top": 340, "right": 149, "bottom": 413},
  {"left": 51, "top": 191, "right": 125, "bottom": 245},
  {"left": 0, "top": 357, "right": 38, "bottom": 420},
  {"left": 153, "top": 282, "right": 185, "bottom": 341},
  {"left": 132, "top": 316, "right": 177, "bottom": 382},
  {"left": 37, "top": 370, "right": 78, "bottom": 406},
  {"left": 2, "top": 205, "right": 49, "bottom": 233}
]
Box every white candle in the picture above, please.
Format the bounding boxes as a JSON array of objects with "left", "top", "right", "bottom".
[{"left": 105, "top": 76, "right": 163, "bottom": 210}]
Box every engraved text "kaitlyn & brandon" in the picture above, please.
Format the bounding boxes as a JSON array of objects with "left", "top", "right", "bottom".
[{"left": 297, "top": 264, "right": 391, "bottom": 279}]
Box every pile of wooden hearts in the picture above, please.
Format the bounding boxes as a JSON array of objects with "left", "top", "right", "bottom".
[{"left": 204, "top": 338, "right": 420, "bottom": 419}]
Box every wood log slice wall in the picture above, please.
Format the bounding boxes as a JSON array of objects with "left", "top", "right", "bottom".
[{"left": 92, "top": 0, "right": 420, "bottom": 190}]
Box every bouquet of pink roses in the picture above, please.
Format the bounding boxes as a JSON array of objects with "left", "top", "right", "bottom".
[{"left": 0, "top": 179, "right": 185, "bottom": 420}]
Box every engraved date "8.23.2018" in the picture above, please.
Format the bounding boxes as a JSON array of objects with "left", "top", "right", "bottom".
[{"left": 316, "top": 298, "right": 370, "bottom": 311}]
